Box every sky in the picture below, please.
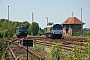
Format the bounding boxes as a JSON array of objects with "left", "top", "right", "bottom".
[{"left": 0, "top": 0, "right": 90, "bottom": 28}]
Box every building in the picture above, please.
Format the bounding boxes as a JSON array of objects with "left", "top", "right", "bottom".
[{"left": 62, "top": 17, "right": 85, "bottom": 36}]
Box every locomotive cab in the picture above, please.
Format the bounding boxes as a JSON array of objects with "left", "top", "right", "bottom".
[
  {"left": 52, "top": 24, "right": 62, "bottom": 39},
  {"left": 16, "top": 26, "right": 28, "bottom": 38},
  {"left": 46, "top": 24, "right": 63, "bottom": 39}
]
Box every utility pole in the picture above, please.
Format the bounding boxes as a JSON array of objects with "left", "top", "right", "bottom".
[
  {"left": 8, "top": 6, "right": 9, "bottom": 20},
  {"left": 81, "top": 8, "right": 82, "bottom": 22},
  {"left": 32, "top": 12, "right": 34, "bottom": 36},
  {"left": 46, "top": 17, "right": 48, "bottom": 26},
  {"left": 81, "top": 8, "right": 83, "bottom": 35},
  {"left": 32, "top": 12, "right": 34, "bottom": 23}
]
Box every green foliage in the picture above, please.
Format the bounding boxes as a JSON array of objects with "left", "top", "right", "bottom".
[
  {"left": 0, "top": 19, "right": 43, "bottom": 39},
  {"left": 48, "top": 39, "right": 90, "bottom": 60},
  {"left": 0, "top": 19, "right": 19, "bottom": 38},
  {"left": 48, "top": 22, "right": 53, "bottom": 25},
  {"left": 50, "top": 42, "right": 64, "bottom": 60},
  {"left": 84, "top": 30, "right": 90, "bottom": 36},
  {"left": 34, "top": 45, "right": 45, "bottom": 54},
  {"left": 30, "top": 22, "right": 39, "bottom": 35},
  {"left": 20, "top": 21, "right": 30, "bottom": 28},
  {"left": 73, "top": 31, "right": 81, "bottom": 36},
  {"left": 38, "top": 30, "right": 42, "bottom": 36},
  {"left": 83, "top": 28, "right": 90, "bottom": 33},
  {"left": 70, "top": 41, "right": 90, "bottom": 60},
  {"left": 38, "top": 28, "right": 45, "bottom": 36},
  {"left": 83, "top": 28, "right": 90, "bottom": 36},
  {"left": 23, "top": 52, "right": 26, "bottom": 57},
  {"left": 28, "top": 25, "right": 32, "bottom": 35},
  {"left": 30, "top": 54, "right": 34, "bottom": 60},
  {"left": 0, "top": 41, "right": 9, "bottom": 60}
]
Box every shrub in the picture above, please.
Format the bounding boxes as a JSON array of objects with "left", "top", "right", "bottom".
[
  {"left": 73, "top": 31, "right": 81, "bottom": 36},
  {"left": 48, "top": 39, "right": 90, "bottom": 60}
]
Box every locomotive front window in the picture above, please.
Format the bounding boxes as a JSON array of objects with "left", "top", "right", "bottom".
[
  {"left": 19, "top": 27, "right": 27, "bottom": 30},
  {"left": 53, "top": 24, "right": 62, "bottom": 30},
  {"left": 23, "top": 27, "right": 27, "bottom": 30},
  {"left": 53, "top": 26, "right": 57, "bottom": 30},
  {"left": 57, "top": 26, "right": 62, "bottom": 30}
]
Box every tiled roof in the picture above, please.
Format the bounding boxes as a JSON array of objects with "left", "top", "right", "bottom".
[{"left": 62, "top": 17, "right": 85, "bottom": 24}]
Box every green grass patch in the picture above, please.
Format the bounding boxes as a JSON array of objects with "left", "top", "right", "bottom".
[
  {"left": 34, "top": 44, "right": 45, "bottom": 54},
  {"left": 29, "top": 54, "right": 34, "bottom": 60}
]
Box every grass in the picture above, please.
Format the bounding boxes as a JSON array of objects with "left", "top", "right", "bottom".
[
  {"left": 34, "top": 44, "right": 45, "bottom": 54},
  {"left": 29, "top": 54, "right": 34, "bottom": 60}
]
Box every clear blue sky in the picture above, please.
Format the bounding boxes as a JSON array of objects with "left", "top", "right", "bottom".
[{"left": 0, "top": 0, "right": 90, "bottom": 28}]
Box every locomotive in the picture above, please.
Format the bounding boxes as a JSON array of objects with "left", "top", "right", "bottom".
[
  {"left": 45, "top": 24, "right": 63, "bottom": 39},
  {"left": 16, "top": 26, "right": 28, "bottom": 38}
]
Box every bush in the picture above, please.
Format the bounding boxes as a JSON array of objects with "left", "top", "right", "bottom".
[
  {"left": 73, "top": 31, "right": 82, "bottom": 36},
  {"left": 84, "top": 30, "right": 90, "bottom": 36},
  {"left": 0, "top": 41, "right": 9, "bottom": 60},
  {"left": 48, "top": 39, "right": 90, "bottom": 60}
]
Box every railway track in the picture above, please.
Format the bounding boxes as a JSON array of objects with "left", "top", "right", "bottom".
[
  {"left": 7, "top": 36, "right": 88, "bottom": 60},
  {"left": 8, "top": 38, "right": 45, "bottom": 60},
  {"left": 28, "top": 36, "right": 88, "bottom": 52},
  {"left": 9, "top": 42, "right": 26, "bottom": 60}
]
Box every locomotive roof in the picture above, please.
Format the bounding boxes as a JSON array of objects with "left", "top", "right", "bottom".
[
  {"left": 17, "top": 26, "right": 26, "bottom": 28},
  {"left": 46, "top": 24, "right": 62, "bottom": 27}
]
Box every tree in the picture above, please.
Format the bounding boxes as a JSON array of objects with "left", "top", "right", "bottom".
[
  {"left": 20, "top": 21, "right": 30, "bottom": 29},
  {"left": 0, "top": 19, "right": 40, "bottom": 38},
  {"left": 30, "top": 22, "right": 39, "bottom": 35},
  {"left": 38, "top": 30, "right": 42, "bottom": 36},
  {"left": 84, "top": 30, "right": 90, "bottom": 36},
  {"left": 38, "top": 28, "right": 45, "bottom": 35},
  {"left": 83, "top": 28, "right": 90, "bottom": 36},
  {"left": 0, "top": 19, "right": 6, "bottom": 22},
  {"left": 48, "top": 22, "right": 53, "bottom": 25},
  {"left": 28, "top": 24, "right": 31, "bottom": 35},
  {"left": 0, "top": 23, "right": 2, "bottom": 27},
  {"left": 13, "top": 21, "right": 20, "bottom": 27},
  {"left": 2, "top": 20, "right": 8, "bottom": 29}
]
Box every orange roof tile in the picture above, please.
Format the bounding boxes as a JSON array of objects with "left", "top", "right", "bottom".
[{"left": 62, "top": 17, "right": 85, "bottom": 24}]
